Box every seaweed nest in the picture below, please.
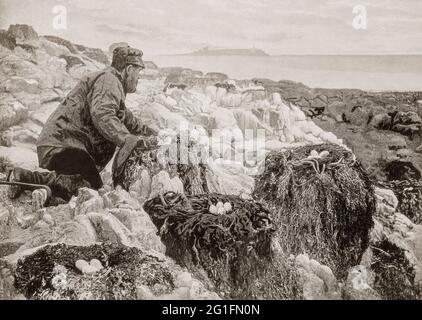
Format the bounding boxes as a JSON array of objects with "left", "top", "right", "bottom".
[
  {"left": 143, "top": 192, "right": 301, "bottom": 299},
  {"left": 14, "top": 243, "right": 175, "bottom": 300},
  {"left": 380, "top": 179, "right": 422, "bottom": 224},
  {"left": 112, "top": 142, "right": 209, "bottom": 196},
  {"left": 371, "top": 240, "right": 422, "bottom": 300},
  {"left": 253, "top": 143, "right": 376, "bottom": 279}
]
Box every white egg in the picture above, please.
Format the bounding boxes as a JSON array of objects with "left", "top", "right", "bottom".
[
  {"left": 82, "top": 265, "right": 98, "bottom": 275},
  {"left": 310, "top": 150, "right": 319, "bottom": 158},
  {"left": 216, "top": 201, "right": 224, "bottom": 208},
  {"left": 223, "top": 202, "right": 232, "bottom": 212},
  {"left": 75, "top": 259, "right": 89, "bottom": 272},
  {"left": 217, "top": 207, "right": 226, "bottom": 215},
  {"left": 209, "top": 205, "right": 218, "bottom": 214},
  {"left": 90, "top": 259, "right": 103, "bottom": 270},
  {"left": 319, "top": 151, "right": 330, "bottom": 158}
]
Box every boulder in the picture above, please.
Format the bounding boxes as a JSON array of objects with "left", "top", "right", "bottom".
[
  {"left": 204, "top": 72, "right": 228, "bottom": 83},
  {"left": 43, "top": 35, "right": 78, "bottom": 53},
  {"left": 343, "top": 265, "right": 380, "bottom": 300},
  {"left": 0, "top": 94, "right": 28, "bottom": 131},
  {"left": 138, "top": 102, "right": 188, "bottom": 130},
  {"left": 3, "top": 76, "right": 40, "bottom": 94},
  {"left": 150, "top": 171, "right": 184, "bottom": 199},
  {"left": 86, "top": 212, "right": 133, "bottom": 247},
  {"left": 39, "top": 37, "right": 71, "bottom": 57},
  {"left": 348, "top": 108, "right": 371, "bottom": 126},
  {"left": 0, "top": 260, "right": 25, "bottom": 299},
  {"left": 210, "top": 107, "right": 238, "bottom": 129},
  {"left": 326, "top": 101, "right": 346, "bottom": 122},
  {"left": 7, "top": 24, "right": 39, "bottom": 46},
  {"left": 233, "top": 109, "right": 272, "bottom": 133},
  {"left": 74, "top": 188, "right": 104, "bottom": 216},
  {"left": 0, "top": 147, "right": 37, "bottom": 170},
  {"left": 294, "top": 254, "right": 341, "bottom": 300},
  {"left": 107, "top": 207, "right": 165, "bottom": 253},
  {"left": 0, "top": 208, "right": 11, "bottom": 241},
  {"left": 2, "top": 125, "right": 39, "bottom": 146},
  {"left": 0, "top": 30, "right": 16, "bottom": 50},
  {"left": 391, "top": 111, "right": 422, "bottom": 136},
  {"left": 59, "top": 54, "right": 86, "bottom": 72},
  {"left": 370, "top": 113, "right": 391, "bottom": 129},
  {"left": 128, "top": 169, "right": 151, "bottom": 201},
  {"left": 77, "top": 47, "right": 109, "bottom": 65},
  {"left": 29, "top": 102, "right": 57, "bottom": 125}
]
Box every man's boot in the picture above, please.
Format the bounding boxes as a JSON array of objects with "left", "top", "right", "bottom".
[{"left": 7, "top": 167, "right": 91, "bottom": 202}]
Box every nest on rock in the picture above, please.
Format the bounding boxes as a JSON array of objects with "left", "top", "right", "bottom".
[
  {"left": 371, "top": 240, "right": 422, "bottom": 300},
  {"left": 14, "top": 243, "right": 174, "bottom": 300},
  {"left": 143, "top": 192, "right": 301, "bottom": 299},
  {"left": 253, "top": 143, "right": 376, "bottom": 279},
  {"left": 112, "top": 138, "right": 210, "bottom": 196},
  {"left": 380, "top": 179, "right": 422, "bottom": 224}
]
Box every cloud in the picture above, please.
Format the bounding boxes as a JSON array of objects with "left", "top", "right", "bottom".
[{"left": 1, "top": 0, "right": 422, "bottom": 54}]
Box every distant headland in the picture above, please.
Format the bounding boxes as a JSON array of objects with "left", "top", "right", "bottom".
[{"left": 181, "top": 46, "right": 269, "bottom": 56}]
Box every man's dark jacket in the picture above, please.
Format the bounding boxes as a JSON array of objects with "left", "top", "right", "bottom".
[{"left": 37, "top": 66, "right": 155, "bottom": 171}]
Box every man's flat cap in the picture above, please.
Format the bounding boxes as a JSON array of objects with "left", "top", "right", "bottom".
[{"left": 112, "top": 46, "right": 145, "bottom": 69}]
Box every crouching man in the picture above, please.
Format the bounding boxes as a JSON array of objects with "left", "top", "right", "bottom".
[{"left": 7, "top": 46, "right": 157, "bottom": 203}]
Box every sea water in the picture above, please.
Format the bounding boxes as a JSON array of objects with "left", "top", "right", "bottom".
[{"left": 148, "top": 55, "right": 422, "bottom": 92}]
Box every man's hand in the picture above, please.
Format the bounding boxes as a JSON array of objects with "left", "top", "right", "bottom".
[
  {"left": 112, "top": 134, "right": 159, "bottom": 179},
  {"left": 137, "top": 135, "right": 158, "bottom": 150}
]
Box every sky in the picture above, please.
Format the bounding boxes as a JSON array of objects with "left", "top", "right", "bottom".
[{"left": 1, "top": 0, "right": 422, "bottom": 56}]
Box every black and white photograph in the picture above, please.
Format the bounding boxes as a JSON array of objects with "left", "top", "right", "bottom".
[{"left": 0, "top": 0, "right": 422, "bottom": 305}]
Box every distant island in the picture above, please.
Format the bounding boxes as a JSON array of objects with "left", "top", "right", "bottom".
[{"left": 182, "top": 46, "right": 269, "bottom": 56}]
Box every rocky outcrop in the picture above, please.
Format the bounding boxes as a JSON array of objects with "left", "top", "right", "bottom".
[
  {"left": 59, "top": 54, "right": 86, "bottom": 71},
  {"left": 7, "top": 24, "right": 39, "bottom": 43},
  {"left": 0, "top": 26, "right": 108, "bottom": 150},
  {"left": 74, "top": 44, "right": 109, "bottom": 65},
  {"left": 0, "top": 94, "right": 28, "bottom": 131},
  {"left": 0, "top": 30, "right": 16, "bottom": 50},
  {"left": 43, "top": 35, "right": 78, "bottom": 54},
  {"left": 294, "top": 254, "right": 341, "bottom": 300}
]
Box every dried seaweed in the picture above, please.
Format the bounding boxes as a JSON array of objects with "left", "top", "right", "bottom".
[
  {"left": 380, "top": 179, "right": 422, "bottom": 224},
  {"left": 143, "top": 192, "right": 300, "bottom": 299},
  {"left": 112, "top": 144, "right": 209, "bottom": 195},
  {"left": 371, "top": 240, "right": 422, "bottom": 300},
  {"left": 253, "top": 143, "right": 376, "bottom": 279},
  {"left": 14, "top": 243, "right": 174, "bottom": 300}
]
